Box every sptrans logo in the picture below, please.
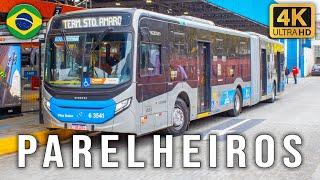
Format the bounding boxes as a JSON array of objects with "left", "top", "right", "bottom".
[{"left": 6, "top": 4, "right": 42, "bottom": 40}]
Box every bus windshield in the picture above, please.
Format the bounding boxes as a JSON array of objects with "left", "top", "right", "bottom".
[{"left": 45, "top": 32, "right": 132, "bottom": 88}]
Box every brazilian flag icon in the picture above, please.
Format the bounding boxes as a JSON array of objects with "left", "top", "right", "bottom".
[{"left": 6, "top": 4, "right": 42, "bottom": 40}]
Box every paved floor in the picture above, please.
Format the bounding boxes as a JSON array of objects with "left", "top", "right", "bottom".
[
  {"left": 21, "top": 89, "right": 40, "bottom": 112},
  {"left": 0, "top": 77, "right": 319, "bottom": 180},
  {"left": 0, "top": 113, "right": 44, "bottom": 137}
]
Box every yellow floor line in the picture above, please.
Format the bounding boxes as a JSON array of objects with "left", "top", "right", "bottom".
[
  {"left": 0, "top": 136, "right": 18, "bottom": 156},
  {"left": 0, "top": 129, "right": 74, "bottom": 156},
  {"left": 197, "top": 112, "right": 211, "bottom": 119}
]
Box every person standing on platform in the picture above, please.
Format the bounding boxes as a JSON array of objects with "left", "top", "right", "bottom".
[
  {"left": 285, "top": 67, "right": 290, "bottom": 84},
  {"left": 292, "top": 66, "right": 299, "bottom": 84}
]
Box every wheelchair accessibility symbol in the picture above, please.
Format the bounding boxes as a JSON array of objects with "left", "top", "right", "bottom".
[{"left": 82, "top": 78, "right": 91, "bottom": 88}]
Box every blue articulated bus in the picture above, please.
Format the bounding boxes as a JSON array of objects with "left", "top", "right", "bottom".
[{"left": 42, "top": 8, "right": 286, "bottom": 136}]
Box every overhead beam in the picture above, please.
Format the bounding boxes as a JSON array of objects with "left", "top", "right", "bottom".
[{"left": 91, "top": 0, "right": 269, "bottom": 36}]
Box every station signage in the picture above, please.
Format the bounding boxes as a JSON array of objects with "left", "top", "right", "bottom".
[
  {"left": 0, "top": 35, "right": 44, "bottom": 43},
  {"left": 62, "top": 16, "right": 127, "bottom": 29}
]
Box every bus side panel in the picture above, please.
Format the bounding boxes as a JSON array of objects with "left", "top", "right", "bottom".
[
  {"left": 267, "top": 43, "right": 276, "bottom": 98},
  {"left": 137, "top": 17, "right": 169, "bottom": 134},
  {"left": 250, "top": 36, "right": 261, "bottom": 106}
]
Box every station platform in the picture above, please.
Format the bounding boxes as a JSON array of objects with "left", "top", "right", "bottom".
[
  {"left": 0, "top": 113, "right": 44, "bottom": 137},
  {"left": 0, "top": 113, "right": 74, "bottom": 156}
]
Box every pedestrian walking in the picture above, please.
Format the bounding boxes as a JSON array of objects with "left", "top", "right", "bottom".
[
  {"left": 285, "top": 67, "right": 290, "bottom": 84},
  {"left": 292, "top": 66, "right": 299, "bottom": 84}
]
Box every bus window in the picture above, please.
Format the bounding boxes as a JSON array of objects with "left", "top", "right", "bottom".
[
  {"left": 140, "top": 43, "right": 161, "bottom": 77},
  {"left": 46, "top": 33, "right": 132, "bottom": 88},
  {"left": 216, "top": 38, "right": 224, "bottom": 58},
  {"left": 173, "top": 32, "right": 186, "bottom": 56}
]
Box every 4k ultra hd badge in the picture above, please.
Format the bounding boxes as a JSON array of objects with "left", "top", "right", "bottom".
[
  {"left": 6, "top": 4, "right": 42, "bottom": 40},
  {"left": 270, "top": 4, "right": 315, "bottom": 38}
]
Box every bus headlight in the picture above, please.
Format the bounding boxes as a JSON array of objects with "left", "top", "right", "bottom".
[{"left": 115, "top": 98, "right": 132, "bottom": 114}]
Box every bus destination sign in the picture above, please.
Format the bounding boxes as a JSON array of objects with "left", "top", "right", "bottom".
[{"left": 62, "top": 16, "right": 126, "bottom": 29}]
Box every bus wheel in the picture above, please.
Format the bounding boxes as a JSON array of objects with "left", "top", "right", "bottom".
[
  {"left": 267, "top": 84, "right": 276, "bottom": 103},
  {"left": 166, "top": 98, "right": 189, "bottom": 136},
  {"left": 227, "top": 89, "right": 242, "bottom": 117}
]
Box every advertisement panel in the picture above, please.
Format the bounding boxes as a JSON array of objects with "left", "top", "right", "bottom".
[{"left": 0, "top": 45, "right": 21, "bottom": 108}]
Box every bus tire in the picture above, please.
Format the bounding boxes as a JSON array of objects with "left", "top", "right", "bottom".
[
  {"left": 166, "top": 98, "right": 190, "bottom": 136},
  {"left": 227, "top": 89, "right": 242, "bottom": 117},
  {"left": 267, "top": 83, "right": 276, "bottom": 103}
]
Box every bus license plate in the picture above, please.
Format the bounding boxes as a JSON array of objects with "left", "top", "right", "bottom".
[{"left": 71, "top": 124, "right": 87, "bottom": 131}]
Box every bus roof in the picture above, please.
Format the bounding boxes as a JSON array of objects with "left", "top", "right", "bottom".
[
  {"left": 54, "top": 8, "right": 282, "bottom": 44},
  {"left": 134, "top": 9, "right": 251, "bottom": 38},
  {"left": 247, "top": 32, "right": 283, "bottom": 45},
  {"left": 55, "top": 8, "right": 250, "bottom": 37}
]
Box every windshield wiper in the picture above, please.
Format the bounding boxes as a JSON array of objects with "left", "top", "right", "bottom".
[{"left": 89, "top": 27, "right": 113, "bottom": 54}]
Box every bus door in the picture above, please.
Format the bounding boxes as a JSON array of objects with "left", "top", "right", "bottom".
[
  {"left": 197, "top": 42, "right": 211, "bottom": 113},
  {"left": 138, "top": 18, "right": 168, "bottom": 134},
  {"left": 250, "top": 36, "right": 261, "bottom": 105},
  {"left": 261, "top": 49, "right": 268, "bottom": 96}
]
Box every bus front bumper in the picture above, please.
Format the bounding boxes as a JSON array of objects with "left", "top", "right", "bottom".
[{"left": 42, "top": 105, "right": 138, "bottom": 134}]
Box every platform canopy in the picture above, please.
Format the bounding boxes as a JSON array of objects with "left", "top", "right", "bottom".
[
  {"left": 0, "top": 0, "right": 84, "bottom": 24},
  {"left": 92, "top": 0, "right": 276, "bottom": 36},
  {"left": 0, "top": 0, "right": 84, "bottom": 43},
  {"left": 207, "top": 0, "right": 276, "bottom": 26}
]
